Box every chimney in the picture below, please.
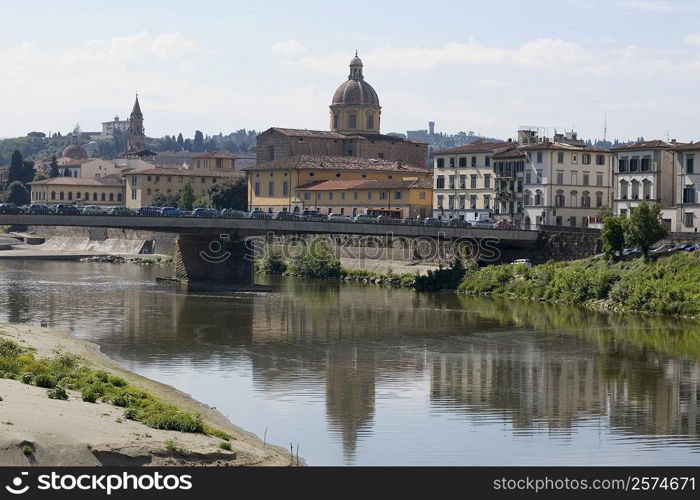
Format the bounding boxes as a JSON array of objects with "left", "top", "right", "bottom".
[{"left": 671, "top": 139, "right": 677, "bottom": 144}]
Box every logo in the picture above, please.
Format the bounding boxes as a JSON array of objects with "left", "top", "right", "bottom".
[
  {"left": 199, "top": 235, "right": 231, "bottom": 264},
  {"left": 5, "top": 472, "right": 29, "bottom": 495}
]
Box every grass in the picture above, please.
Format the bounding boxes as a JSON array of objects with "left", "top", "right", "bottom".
[
  {"left": 21, "top": 443, "right": 35, "bottom": 455},
  {"left": 0, "top": 335, "right": 230, "bottom": 437},
  {"left": 219, "top": 441, "right": 232, "bottom": 451},
  {"left": 458, "top": 251, "right": 700, "bottom": 318}
]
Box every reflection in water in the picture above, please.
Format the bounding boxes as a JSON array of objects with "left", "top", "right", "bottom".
[{"left": 0, "top": 261, "right": 698, "bottom": 465}]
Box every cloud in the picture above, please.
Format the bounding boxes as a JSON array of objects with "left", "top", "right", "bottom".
[
  {"left": 685, "top": 34, "right": 700, "bottom": 46},
  {"left": 617, "top": 1, "right": 692, "bottom": 12},
  {"left": 271, "top": 40, "right": 308, "bottom": 59}
]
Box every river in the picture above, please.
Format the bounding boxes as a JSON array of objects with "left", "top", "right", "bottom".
[{"left": 0, "top": 260, "right": 698, "bottom": 465}]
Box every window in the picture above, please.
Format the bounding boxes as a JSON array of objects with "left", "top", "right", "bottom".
[
  {"left": 155, "top": 176, "right": 160, "bottom": 182},
  {"left": 683, "top": 186, "right": 696, "bottom": 204},
  {"left": 77, "top": 192, "right": 81, "bottom": 199},
  {"left": 379, "top": 191, "right": 388, "bottom": 200},
  {"left": 459, "top": 157, "right": 467, "bottom": 167},
  {"left": 328, "top": 192, "right": 333, "bottom": 201},
  {"left": 436, "top": 158, "right": 445, "bottom": 168},
  {"left": 582, "top": 173, "right": 589, "bottom": 186},
  {"left": 419, "top": 191, "right": 426, "bottom": 200},
  {"left": 471, "top": 156, "right": 477, "bottom": 167},
  {"left": 437, "top": 195, "right": 443, "bottom": 208},
  {"left": 147, "top": 176, "right": 151, "bottom": 181},
  {"left": 367, "top": 192, "right": 372, "bottom": 200},
  {"left": 582, "top": 153, "right": 591, "bottom": 165},
  {"left": 449, "top": 157, "right": 455, "bottom": 168},
  {"left": 394, "top": 191, "right": 401, "bottom": 200},
  {"left": 618, "top": 158, "right": 628, "bottom": 172},
  {"left": 179, "top": 177, "right": 184, "bottom": 183},
  {"left": 93, "top": 193, "right": 98, "bottom": 201},
  {"left": 333, "top": 114, "right": 339, "bottom": 129},
  {"left": 581, "top": 192, "right": 591, "bottom": 208},
  {"left": 459, "top": 175, "right": 466, "bottom": 189},
  {"left": 367, "top": 114, "right": 374, "bottom": 129},
  {"left": 448, "top": 175, "right": 455, "bottom": 189},
  {"left": 536, "top": 170, "right": 542, "bottom": 184},
  {"left": 459, "top": 195, "right": 465, "bottom": 209},
  {"left": 348, "top": 113, "right": 357, "bottom": 129},
  {"left": 378, "top": 152, "right": 384, "bottom": 159},
  {"left": 68, "top": 192, "right": 72, "bottom": 200},
  {"left": 537, "top": 151, "right": 543, "bottom": 163},
  {"left": 485, "top": 156, "right": 491, "bottom": 167},
  {"left": 619, "top": 180, "right": 628, "bottom": 199},
  {"left": 304, "top": 192, "right": 311, "bottom": 200},
  {"left": 687, "top": 155, "right": 695, "bottom": 174},
  {"left": 109, "top": 193, "right": 114, "bottom": 202},
  {"left": 641, "top": 157, "right": 650, "bottom": 172},
  {"left": 101, "top": 193, "right": 106, "bottom": 201},
  {"left": 596, "top": 192, "right": 603, "bottom": 207},
  {"left": 448, "top": 195, "right": 455, "bottom": 209},
  {"left": 484, "top": 195, "right": 490, "bottom": 209},
  {"left": 557, "top": 152, "right": 564, "bottom": 164},
  {"left": 524, "top": 191, "right": 531, "bottom": 206},
  {"left": 596, "top": 154, "right": 606, "bottom": 166},
  {"left": 168, "top": 176, "right": 172, "bottom": 182},
  {"left": 642, "top": 180, "right": 651, "bottom": 199},
  {"left": 470, "top": 195, "right": 477, "bottom": 209},
  {"left": 283, "top": 181, "right": 289, "bottom": 197},
  {"left": 556, "top": 171, "right": 564, "bottom": 185},
  {"left": 534, "top": 191, "right": 542, "bottom": 205},
  {"left": 268, "top": 182, "right": 275, "bottom": 196},
  {"left": 685, "top": 212, "right": 694, "bottom": 227},
  {"left": 596, "top": 173, "right": 604, "bottom": 186},
  {"left": 130, "top": 176, "right": 137, "bottom": 185},
  {"left": 571, "top": 172, "right": 578, "bottom": 185},
  {"left": 201, "top": 177, "right": 206, "bottom": 184},
  {"left": 525, "top": 172, "right": 532, "bottom": 184},
  {"left": 484, "top": 174, "right": 491, "bottom": 189},
  {"left": 254, "top": 182, "right": 260, "bottom": 196},
  {"left": 436, "top": 176, "right": 445, "bottom": 189},
  {"left": 470, "top": 175, "right": 477, "bottom": 189},
  {"left": 59, "top": 192, "right": 64, "bottom": 200},
  {"left": 51, "top": 192, "right": 56, "bottom": 200},
  {"left": 630, "top": 158, "right": 639, "bottom": 172},
  {"left": 131, "top": 189, "right": 136, "bottom": 200},
  {"left": 555, "top": 191, "right": 565, "bottom": 207},
  {"left": 353, "top": 191, "right": 358, "bottom": 200},
  {"left": 631, "top": 180, "right": 639, "bottom": 199}
]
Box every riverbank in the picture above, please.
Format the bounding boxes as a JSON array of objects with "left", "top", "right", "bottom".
[{"left": 0, "top": 323, "right": 294, "bottom": 466}]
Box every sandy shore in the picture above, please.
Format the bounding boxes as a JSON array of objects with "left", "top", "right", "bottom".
[{"left": 0, "top": 323, "right": 295, "bottom": 466}]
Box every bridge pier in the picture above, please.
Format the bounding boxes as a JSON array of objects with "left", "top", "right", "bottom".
[{"left": 171, "top": 233, "right": 254, "bottom": 288}]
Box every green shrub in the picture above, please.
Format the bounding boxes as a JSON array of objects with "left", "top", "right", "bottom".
[
  {"left": 20, "top": 372, "right": 34, "bottom": 384},
  {"left": 46, "top": 387, "right": 68, "bottom": 400},
  {"left": 219, "top": 441, "right": 232, "bottom": 451},
  {"left": 81, "top": 387, "right": 100, "bottom": 403},
  {"left": 142, "top": 409, "right": 204, "bottom": 433},
  {"left": 34, "top": 373, "right": 56, "bottom": 389}
]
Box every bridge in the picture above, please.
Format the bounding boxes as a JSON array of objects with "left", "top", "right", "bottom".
[{"left": 0, "top": 213, "right": 544, "bottom": 287}]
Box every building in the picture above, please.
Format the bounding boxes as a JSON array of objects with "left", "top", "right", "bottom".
[
  {"left": 675, "top": 142, "right": 700, "bottom": 231},
  {"left": 101, "top": 115, "right": 130, "bottom": 138},
  {"left": 123, "top": 168, "right": 242, "bottom": 209},
  {"left": 432, "top": 140, "right": 516, "bottom": 221},
  {"left": 244, "top": 155, "right": 432, "bottom": 217},
  {"left": 29, "top": 175, "right": 124, "bottom": 206},
  {"left": 123, "top": 95, "right": 156, "bottom": 159},
  {"left": 611, "top": 140, "right": 681, "bottom": 230},
  {"left": 256, "top": 54, "right": 428, "bottom": 168},
  {"left": 492, "top": 148, "right": 529, "bottom": 225}
]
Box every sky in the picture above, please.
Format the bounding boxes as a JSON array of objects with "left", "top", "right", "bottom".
[{"left": 2, "top": 0, "right": 700, "bottom": 142}]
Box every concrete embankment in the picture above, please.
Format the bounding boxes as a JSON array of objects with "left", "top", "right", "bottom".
[{"left": 0, "top": 324, "right": 295, "bottom": 466}]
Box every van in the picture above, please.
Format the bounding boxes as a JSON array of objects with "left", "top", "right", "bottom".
[{"left": 511, "top": 258, "right": 533, "bottom": 267}]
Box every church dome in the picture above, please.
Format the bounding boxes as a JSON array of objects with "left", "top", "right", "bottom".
[
  {"left": 62, "top": 143, "right": 87, "bottom": 160},
  {"left": 331, "top": 53, "right": 380, "bottom": 107}
]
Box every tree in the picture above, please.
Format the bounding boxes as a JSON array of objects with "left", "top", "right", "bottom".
[
  {"left": 151, "top": 191, "right": 180, "bottom": 207},
  {"left": 176, "top": 133, "right": 184, "bottom": 150},
  {"left": 193, "top": 195, "right": 210, "bottom": 208},
  {"left": 624, "top": 201, "right": 669, "bottom": 259},
  {"left": 33, "top": 172, "right": 49, "bottom": 182},
  {"left": 178, "top": 182, "right": 195, "bottom": 210},
  {"left": 600, "top": 215, "right": 626, "bottom": 260},
  {"left": 208, "top": 177, "right": 247, "bottom": 210},
  {"left": 193, "top": 130, "right": 204, "bottom": 152},
  {"left": 49, "top": 155, "right": 60, "bottom": 178},
  {"left": 8, "top": 150, "right": 23, "bottom": 185},
  {"left": 21, "top": 160, "right": 35, "bottom": 185},
  {"left": 5, "top": 181, "right": 29, "bottom": 205}
]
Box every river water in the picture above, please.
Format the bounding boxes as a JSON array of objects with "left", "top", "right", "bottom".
[{"left": 0, "top": 260, "right": 698, "bottom": 466}]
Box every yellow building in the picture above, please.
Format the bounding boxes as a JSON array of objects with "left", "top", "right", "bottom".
[
  {"left": 123, "top": 168, "right": 243, "bottom": 209},
  {"left": 245, "top": 155, "right": 432, "bottom": 218},
  {"left": 192, "top": 152, "right": 236, "bottom": 171},
  {"left": 29, "top": 175, "right": 125, "bottom": 205}
]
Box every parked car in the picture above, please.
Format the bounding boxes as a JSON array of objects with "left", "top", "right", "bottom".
[
  {"left": 54, "top": 204, "right": 80, "bottom": 215},
  {"left": 449, "top": 219, "right": 471, "bottom": 227},
  {"left": 494, "top": 220, "right": 516, "bottom": 229},
  {"left": 423, "top": 217, "right": 443, "bottom": 226},
  {"left": 274, "top": 210, "right": 296, "bottom": 220},
  {"left": 0, "top": 203, "right": 20, "bottom": 214},
  {"left": 191, "top": 208, "right": 218, "bottom": 218},
  {"left": 160, "top": 206, "right": 183, "bottom": 217},
  {"left": 109, "top": 206, "right": 134, "bottom": 216},
  {"left": 300, "top": 210, "right": 325, "bottom": 221},
  {"left": 353, "top": 214, "right": 377, "bottom": 224},
  {"left": 137, "top": 206, "right": 160, "bottom": 216},
  {"left": 328, "top": 213, "right": 352, "bottom": 222},
  {"left": 221, "top": 208, "right": 249, "bottom": 218},
  {"left": 650, "top": 244, "right": 675, "bottom": 253},
  {"left": 27, "top": 204, "right": 51, "bottom": 214},
  {"left": 685, "top": 243, "right": 700, "bottom": 251},
  {"left": 622, "top": 247, "right": 642, "bottom": 256},
  {"left": 473, "top": 221, "right": 495, "bottom": 229},
  {"left": 511, "top": 258, "right": 533, "bottom": 267},
  {"left": 81, "top": 205, "right": 107, "bottom": 215},
  {"left": 248, "top": 209, "right": 272, "bottom": 220}
]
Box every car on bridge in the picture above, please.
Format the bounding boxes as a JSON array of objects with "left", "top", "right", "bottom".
[
  {"left": 193, "top": 208, "right": 218, "bottom": 218},
  {"left": 0, "top": 203, "right": 20, "bottom": 214},
  {"left": 353, "top": 214, "right": 377, "bottom": 224},
  {"left": 248, "top": 209, "right": 272, "bottom": 220},
  {"left": 221, "top": 208, "right": 248, "bottom": 218},
  {"left": 423, "top": 217, "right": 443, "bottom": 227},
  {"left": 81, "top": 205, "right": 107, "bottom": 215},
  {"left": 54, "top": 204, "right": 81, "bottom": 215},
  {"left": 27, "top": 204, "right": 52, "bottom": 214},
  {"left": 137, "top": 206, "right": 160, "bottom": 216},
  {"left": 494, "top": 220, "right": 516, "bottom": 230},
  {"left": 109, "top": 206, "right": 135, "bottom": 216},
  {"left": 328, "top": 213, "right": 352, "bottom": 222},
  {"left": 160, "top": 207, "right": 183, "bottom": 217},
  {"left": 274, "top": 210, "right": 297, "bottom": 220},
  {"left": 449, "top": 219, "right": 471, "bottom": 228}
]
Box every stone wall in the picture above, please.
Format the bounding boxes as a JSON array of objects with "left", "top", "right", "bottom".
[{"left": 25, "top": 226, "right": 176, "bottom": 255}]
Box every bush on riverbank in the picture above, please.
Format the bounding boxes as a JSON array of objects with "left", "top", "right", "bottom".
[
  {"left": 458, "top": 251, "right": 700, "bottom": 317},
  {"left": 0, "top": 337, "right": 230, "bottom": 439}
]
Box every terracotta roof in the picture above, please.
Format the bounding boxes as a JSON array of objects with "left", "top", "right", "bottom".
[
  {"left": 296, "top": 178, "right": 432, "bottom": 191},
  {"left": 518, "top": 141, "right": 609, "bottom": 153},
  {"left": 675, "top": 141, "right": 700, "bottom": 151},
  {"left": 611, "top": 140, "right": 685, "bottom": 151},
  {"left": 193, "top": 151, "right": 236, "bottom": 159},
  {"left": 126, "top": 168, "right": 243, "bottom": 178},
  {"left": 434, "top": 141, "right": 515, "bottom": 155},
  {"left": 29, "top": 175, "right": 123, "bottom": 187},
  {"left": 244, "top": 155, "right": 430, "bottom": 173},
  {"left": 491, "top": 148, "right": 529, "bottom": 160},
  {"left": 270, "top": 128, "right": 347, "bottom": 139},
  {"left": 348, "top": 133, "right": 426, "bottom": 145}
]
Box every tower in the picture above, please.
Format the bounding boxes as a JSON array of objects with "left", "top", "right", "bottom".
[
  {"left": 329, "top": 52, "right": 381, "bottom": 134},
  {"left": 127, "top": 94, "right": 145, "bottom": 153}
]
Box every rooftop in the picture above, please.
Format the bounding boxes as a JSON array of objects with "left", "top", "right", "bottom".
[
  {"left": 244, "top": 155, "right": 430, "bottom": 173},
  {"left": 611, "top": 140, "right": 688, "bottom": 151},
  {"left": 29, "top": 175, "right": 123, "bottom": 187},
  {"left": 434, "top": 140, "right": 515, "bottom": 155},
  {"left": 296, "top": 178, "right": 432, "bottom": 191},
  {"left": 126, "top": 168, "right": 243, "bottom": 178}
]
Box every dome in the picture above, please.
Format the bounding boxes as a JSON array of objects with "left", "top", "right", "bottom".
[
  {"left": 62, "top": 144, "right": 87, "bottom": 160},
  {"left": 331, "top": 53, "right": 380, "bottom": 107},
  {"left": 332, "top": 78, "right": 380, "bottom": 106}
]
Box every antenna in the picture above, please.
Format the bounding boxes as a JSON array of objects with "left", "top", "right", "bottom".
[{"left": 603, "top": 111, "right": 607, "bottom": 143}]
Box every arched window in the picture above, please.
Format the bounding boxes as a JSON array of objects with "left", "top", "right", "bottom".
[
  {"left": 109, "top": 193, "right": 114, "bottom": 202},
  {"left": 51, "top": 192, "right": 56, "bottom": 200},
  {"left": 555, "top": 190, "right": 565, "bottom": 207},
  {"left": 642, "top": 179, "right": 651, "bottom": 199},
  {"left": 581, "top": 191, "right": 591, "bottom": 208},
  {"left": 347, "top": 113, "right": 357, "bottom": 129},
  {"left": 631, "top": 180, "right": 640, "bottom": 199},
  {"left": 85, "top": 192, "right": 89, "bottom": 200},
  {"left": 93, "top": 193, "right": 97, "bottom": 201},
  {"left": 333, "top": 114, "right": 339, "bottom": 129},
  {"left": 619, "top": 180, "right": 629, "bottom": 199},
  {"left": 596, "top": 191, "right": 604, "bottom": 207},
  {"left": 59, "top": 191, "right": 64, "bottom": 200},
  {"left": 366, "top": 113, "right": 374, "bottom": 130},
  {"left": 101, "top": 193, "right": 106, "bottom": 201},
  {"left": 534, "top": 190, "right": 542, "bottom": 206},
  {"left": 68, "top": 192, "right": 72, "bottom": 201},
  {"left": 524, "top": 190, "right": 531, "bottom": 206}
]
